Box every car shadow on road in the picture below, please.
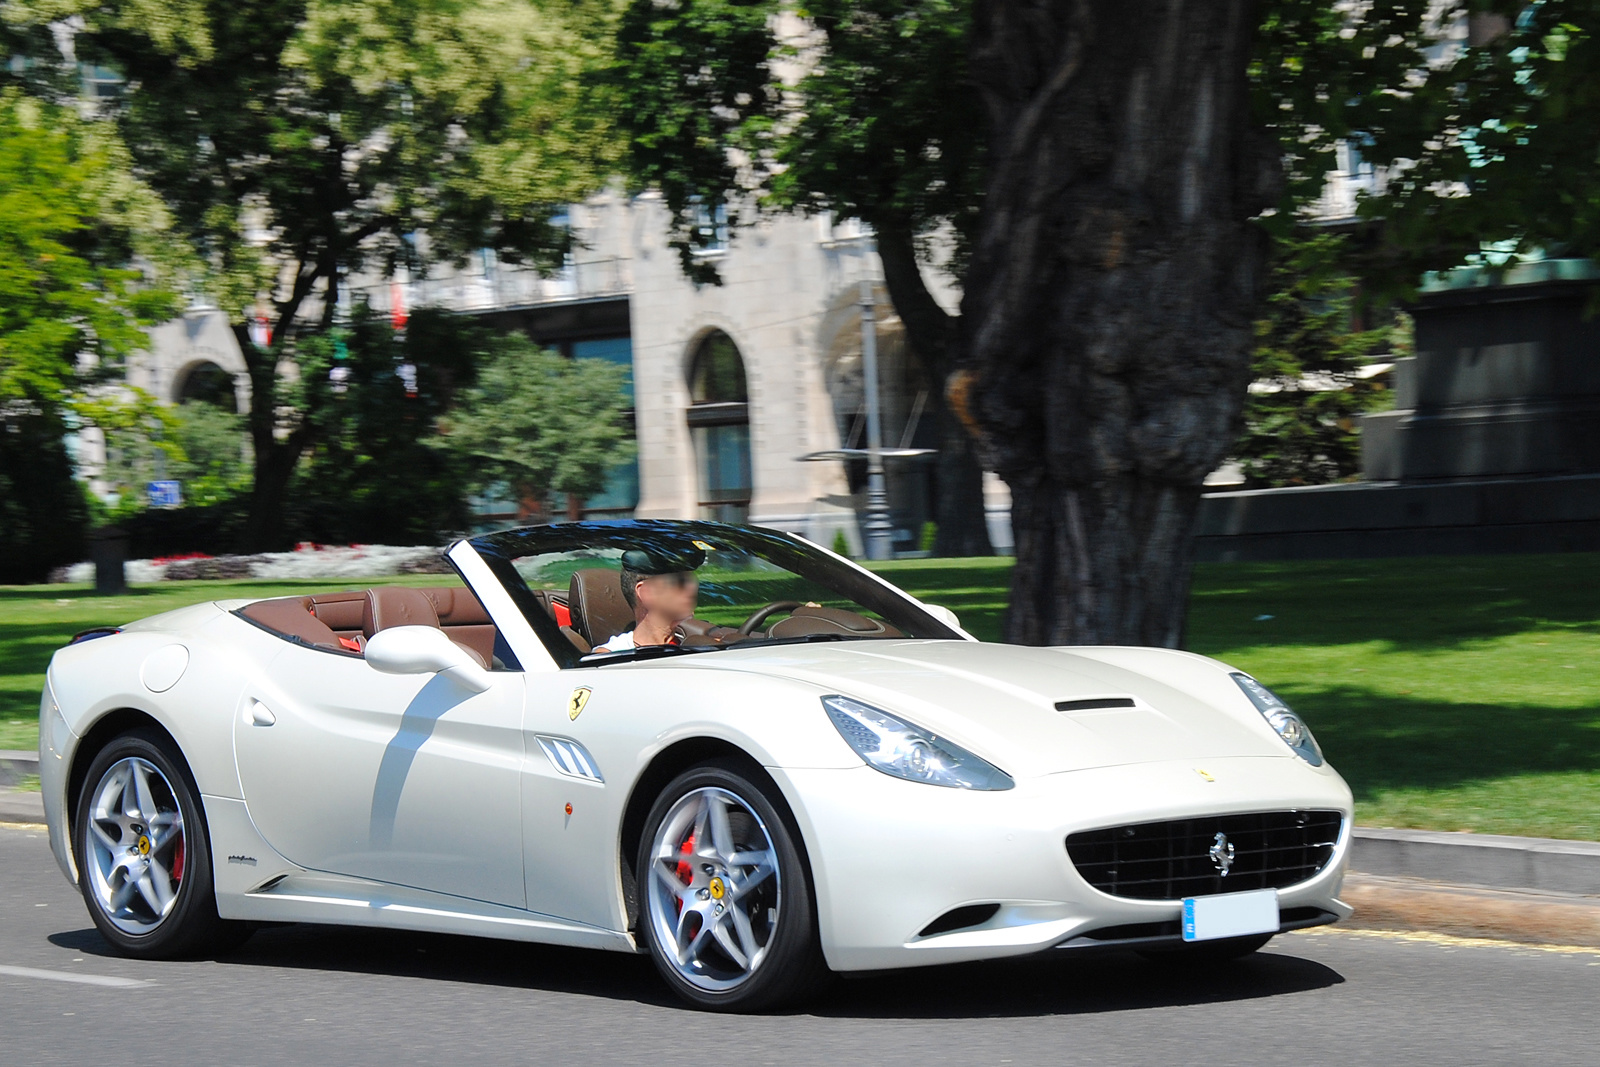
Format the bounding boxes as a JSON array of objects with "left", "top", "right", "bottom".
[{"left": 49, "top": 923, "right": 1343, "bottom": 1018}]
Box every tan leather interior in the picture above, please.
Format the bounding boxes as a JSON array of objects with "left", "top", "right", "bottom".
[
  {"left": 767, "top": 605, "right": 901, "bottom": 639},
  {"left": 568, "top": 568, "right": 636, "bottom": 647},
  {"left": 239, "top": 596, "right": 345, "bottom": 652},
  {"left": 242, "top": 585, "right": 498, "bottom": 668}
]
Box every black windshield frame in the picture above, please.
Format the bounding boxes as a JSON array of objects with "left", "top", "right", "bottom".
[{"left": 467, "top": 520, "right": 963, "bottom": 669}]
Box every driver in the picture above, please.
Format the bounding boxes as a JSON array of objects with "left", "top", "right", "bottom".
[{"left": 594, "top": 544, "right": 706, "bottom": 653}]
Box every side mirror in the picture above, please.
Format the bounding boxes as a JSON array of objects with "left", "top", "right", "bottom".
[
  {"left": 921, "top": 603, "right": 962, "bottom": 632},
  {"left": 365, "top": 625, "right": 492, "bottom": 694}
]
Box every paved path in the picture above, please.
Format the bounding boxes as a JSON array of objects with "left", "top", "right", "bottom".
[{"left": 2, "top": 825, "right": 1597, "bottom": 1067}]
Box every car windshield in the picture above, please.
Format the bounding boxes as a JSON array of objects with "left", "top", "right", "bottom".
[{"left": 468, "top": 521, "right": 962, "bottom": 668}]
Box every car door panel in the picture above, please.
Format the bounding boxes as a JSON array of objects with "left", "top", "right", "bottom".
[{"left": 234, "top": 641, "right": 527, "bottom": 909}]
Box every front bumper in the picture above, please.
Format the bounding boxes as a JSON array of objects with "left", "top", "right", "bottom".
[
  {"left": 38, "top": 675, "right": 80, "bottom": 885},
  {"left": 772, "top": 754, "right": 1353, "bottom": 973}
]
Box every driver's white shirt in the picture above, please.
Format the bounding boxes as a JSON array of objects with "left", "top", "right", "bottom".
[{"left": 599, "top": 630, "right": 635, "bottom": 651}]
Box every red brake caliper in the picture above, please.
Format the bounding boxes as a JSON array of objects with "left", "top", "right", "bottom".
[
  {"left": 171, "top": 834, "right": 185, "bottom": 883},
  {"left": 673, "top": 833, "right": 696, "bottom": 915}
]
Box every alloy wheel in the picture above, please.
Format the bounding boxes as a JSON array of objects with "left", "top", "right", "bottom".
[
  {"left": 83, "top": 756, "right": 187, "bottom": 935},
  {"left": 643, "top": 785, "right": 782, "bottom": 992}
]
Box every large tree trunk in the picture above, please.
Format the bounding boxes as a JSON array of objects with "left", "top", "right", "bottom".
[
  {"left": 956, "top": 0, "right": 1278, "bottom": 645},
  {"left": 234, "top": 323, "right": 312, "bottom": 552},
  {"left": 873, "top": 220, "right": 994, "bottom": 557},
  {"left": 242, "top": 436, "right": 303, "bottom": 551}
]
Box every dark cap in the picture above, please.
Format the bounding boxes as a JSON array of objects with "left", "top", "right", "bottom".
[{"left": 621, "top": 543, "right": 706, "bottom": 575}]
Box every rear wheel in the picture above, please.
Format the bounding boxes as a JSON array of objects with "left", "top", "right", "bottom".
[
  {"left": 74, "top": 730, "right": 249, "bottom": 958},
  {"left": 636, "top": 761, "right": 829, "bottom": 1011}
]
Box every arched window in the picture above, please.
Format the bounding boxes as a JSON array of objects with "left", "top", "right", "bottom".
[
  {"left": 176, "top": 361, "right": 237, "bottom": 409},
  {"left": 686, "top": 331, "right": 752, "bottom": 521}
]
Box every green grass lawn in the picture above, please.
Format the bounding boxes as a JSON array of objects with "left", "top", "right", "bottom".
[{"left": 4, "top": 554, "right": 1597, "bottom": 841}]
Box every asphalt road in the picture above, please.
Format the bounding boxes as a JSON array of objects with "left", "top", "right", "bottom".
[{"left": 2, "top": 825, "right": 1597, "bottom": 1067}]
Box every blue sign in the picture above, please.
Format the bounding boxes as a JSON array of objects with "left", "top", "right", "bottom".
[{"left": 148, "top": 480, "right": 182, "bottom": 508}]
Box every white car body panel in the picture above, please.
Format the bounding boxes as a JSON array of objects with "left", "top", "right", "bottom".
[{"left": 40, "top": 522, "right": 1354, "bottom": 974}]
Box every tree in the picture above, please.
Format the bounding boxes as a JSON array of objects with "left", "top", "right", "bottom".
[
  {"left": 25, "top": 0, "right": 617, "bottom": 548},
  {"left": 1235, "top": 234, "right": 1397, "bottom": 489},
  {"left": 610, "top": 0, "right": 1452, "bottom": 642},
  {"left": 0, "top": 91, "right": 177, "bottom": 579},
  {"left": 284, "top": 306, "right": 482, "bottom": 545},
  {"left": 1356, "top": 2, "right": 1600, "bottom": 288},
  {"left": 613, "top": 0, "right": 995, "bottom": 555},
  {"left": 439, "top": 338, "right": 636, "bottom": 511}
]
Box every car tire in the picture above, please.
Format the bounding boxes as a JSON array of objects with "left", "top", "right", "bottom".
[
  {"left": 1138, "top": 932, "right": 1274, "bottom": 965},
  {"left": 73, "top": 728, "right": 251, "bottom": 958},
  {"left": 636, "top": 759, "right": 830, "bottom": 1012}
]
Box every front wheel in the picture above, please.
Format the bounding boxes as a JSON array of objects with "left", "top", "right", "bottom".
[
  {"left": 636, "top": 761, "right": 828, "bottom": 1011},
  {"left": 74, "top": 729, "right": 248, "bottom": 958}
]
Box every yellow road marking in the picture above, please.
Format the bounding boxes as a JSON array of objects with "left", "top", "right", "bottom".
[
  {"left": 1290, "top": 925, "right": 1600, "bottom": 957},
  {"left": 0, "top": 822, "right": 47, "bottom": 832}
]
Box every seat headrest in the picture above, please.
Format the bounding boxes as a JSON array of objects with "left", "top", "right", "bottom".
[
  {"left": 362, "top": 586, "right": 440, "bottom": 637},
  {"left": 568, "top": 568, "right": 636, "bottom": 646}
]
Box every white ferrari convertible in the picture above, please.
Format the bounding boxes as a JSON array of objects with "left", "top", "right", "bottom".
[{"left": 38, "top": 520, "right": 1353, "bottom": 1010}]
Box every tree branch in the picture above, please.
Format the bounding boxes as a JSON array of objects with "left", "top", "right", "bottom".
[{"left": 870, "top": 216, "right": 956, "bottom": 379}]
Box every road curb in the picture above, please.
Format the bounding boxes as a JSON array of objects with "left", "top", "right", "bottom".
[
  {"left": 0, "top": 788, "right": 44, "bottom": 825},
  {"left": 1351, "top": 826, "right": 1600, "bottom": 896},
  {"left": 1341, "top": 873, "right": 1600, "bottom": 948},
  {"left": 0, "top": 749, "right": 38, "bottom": 790}
]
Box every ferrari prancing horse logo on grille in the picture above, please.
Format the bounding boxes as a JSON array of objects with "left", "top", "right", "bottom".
[
  {"left": 1209, "top": 831, "right": 1235, "bottom": 877},
  {"left": 567, "top": 686, "right": 592, "bottom": 721}
]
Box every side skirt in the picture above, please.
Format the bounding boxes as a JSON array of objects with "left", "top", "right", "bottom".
[{"left": 204, "top": 794, "right": 638, "bottom": 954}]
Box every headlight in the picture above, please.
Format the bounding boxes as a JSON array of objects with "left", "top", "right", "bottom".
[
  {"left": 822, "top": 695, "right": 1013, "bottom": 790},
  {"left": 1231, "top": 673, "right": 1323, "bottom": 766}
]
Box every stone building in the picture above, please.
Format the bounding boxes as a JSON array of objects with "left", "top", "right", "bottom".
[{"left": 121, "top": 189, "right": 1016, "bottom": 553}]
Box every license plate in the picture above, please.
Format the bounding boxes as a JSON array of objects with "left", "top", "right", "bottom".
[{"left": 1182, "top": 888, "right": 1279, "bottom": 942}]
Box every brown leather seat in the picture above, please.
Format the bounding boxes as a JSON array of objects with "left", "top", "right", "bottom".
[
  {"left": 568, "top": 568, "right": 635, "bottom": 648},
  {"left": 362, "top": 586, "right": 441, "bottom": 635},
  {"left": 362, "top": 586, "right": 488, "bottom": 668},
  {"left": 239, "top": 597, "right": 346, "bottom": 652},
  {"left": 421, "top": 587, "right": 498, "bottom": 667}
]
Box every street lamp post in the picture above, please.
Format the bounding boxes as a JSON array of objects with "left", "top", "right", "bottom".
[{"left": 859, "top": 262, "right": 895, "bottom": 561}]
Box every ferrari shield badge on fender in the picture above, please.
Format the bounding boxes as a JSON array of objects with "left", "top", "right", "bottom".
[{"left": 567, "top": 686, "right": 593, "bottom": 721}]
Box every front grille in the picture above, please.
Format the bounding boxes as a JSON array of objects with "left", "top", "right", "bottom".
[{"left": 1065, "top": 810, "right": 1342, "bottom": 901}]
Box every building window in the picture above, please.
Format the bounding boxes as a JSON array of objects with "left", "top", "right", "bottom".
[
  {"left": 686, "top": 330, "right": 752, "bottom": 522},
  {"left": 691, "top": 199, "right": 729, "bottom": 255},
  {"left": 572, "top": 337, "right": 638, "bottom": 516}
]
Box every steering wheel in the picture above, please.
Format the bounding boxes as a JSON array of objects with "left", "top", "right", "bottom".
[{"left": 738, "top": 601, "right": 805, "bottom": 636}]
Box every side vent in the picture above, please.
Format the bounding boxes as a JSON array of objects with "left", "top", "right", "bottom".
[
  {"left": 1055, "top": 697, "right": 1136, "bottom": 712},
  {"left": 536, "top": 735, "right": 604, "bottom": 783},
  {"left": 918, "top": 903, "right": 1001, "bottom": 937}
]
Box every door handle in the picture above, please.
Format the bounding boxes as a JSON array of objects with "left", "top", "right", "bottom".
[{"left": 246, "top": 700, "right": 276, "bottom": 727}]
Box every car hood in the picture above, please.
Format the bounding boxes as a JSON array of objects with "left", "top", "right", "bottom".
[{"left": 690, "top": 639, "right": 1289, "bottom": 778}]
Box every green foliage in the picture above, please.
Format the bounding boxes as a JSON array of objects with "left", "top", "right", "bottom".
[
  {"left": 831, "top": 528, "right": 851, "bottom": 558},
  {"left": 1364, "top": 2, "right": 1600, "bottom": 281},
  {"left": 169, "top": 401, "right": 252, "bottom": 508},
  {"left": 1234, "top": 235, "right": 1395, "bottom": 488},
  {"left": 72, "top": 386, "right": 185, "bottom": 520},
  {"left": 918, "top": 521, "right": 938, "bottom": 553},
  {"left": 0, "top": 91, "right": 176, "bottom": 411},
  {"left": 284, "top": 306, "right": 480, "bottom": 544},
  {"left": 0, "top": 406, "right": 89, "bottom": 581},
  {"left": 6, "top": 0, "right": 619, "bottom": 545},
  {"left": 440, "top": 337, "right": 636, "bottom": 505},
  {"left": 612, "top": 0, "right": 981, "bottom": 278}
]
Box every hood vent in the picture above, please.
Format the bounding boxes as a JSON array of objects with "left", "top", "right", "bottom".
[{"left": 1055, "top": 697, "right": 1137, "bottom": 712}]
